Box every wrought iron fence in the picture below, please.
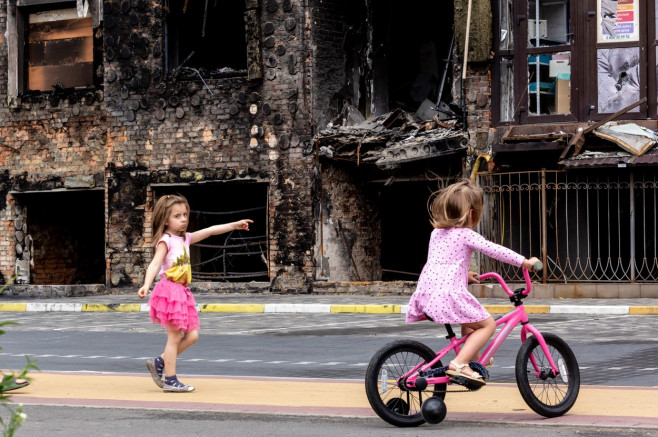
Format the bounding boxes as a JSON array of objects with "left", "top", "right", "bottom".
[{"left": 477, "top": 169, "right": 658, "bottom": 282}]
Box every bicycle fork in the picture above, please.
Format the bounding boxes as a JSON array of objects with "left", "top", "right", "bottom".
[{"left": 521, "top": 324, "right": 562, "bottom": 379}]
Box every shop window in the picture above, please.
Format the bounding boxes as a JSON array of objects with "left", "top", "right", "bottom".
[
  {"left": 164, "top": 0, "right": 248, "bottom": 77},
  {"left": 494, "top": 0, "right": 658, "bottom": 124}
]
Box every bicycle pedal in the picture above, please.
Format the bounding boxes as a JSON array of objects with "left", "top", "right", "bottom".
[{"left": 448, "top": 375, "right": 485, "bottom": 390}]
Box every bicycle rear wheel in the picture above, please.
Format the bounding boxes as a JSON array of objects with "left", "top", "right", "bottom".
[
  {"left": 515, "top": 333, "right": 580, "bottom": 417},
  {"left": 365, "top": 340, "right": 446, "bottom": 427}
]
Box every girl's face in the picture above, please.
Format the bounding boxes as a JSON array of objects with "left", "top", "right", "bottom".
[{"left": 165, "top": 203, "right": 189, "bottom": 234}]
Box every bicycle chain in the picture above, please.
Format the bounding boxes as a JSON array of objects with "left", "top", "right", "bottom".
[{"left": 419, "top": 365, "right": 485, "bottom": 393}]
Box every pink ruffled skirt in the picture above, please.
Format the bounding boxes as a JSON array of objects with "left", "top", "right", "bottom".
[{"left": 148, "top": 277, "right": 200, "bottom": 332}]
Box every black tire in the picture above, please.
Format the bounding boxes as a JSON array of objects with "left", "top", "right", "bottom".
[
  {"left": 365, "top": 340, "right": 446, "bottom": 427},
  {"left": 515, "top": 333, "right": 580, "bottom": 417}
]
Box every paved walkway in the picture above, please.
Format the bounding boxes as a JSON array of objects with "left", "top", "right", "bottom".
[
  {"left": 9, "top": 371, "right": 658, "bottom": 429},
  {"left": 1, "top": 294, "right": 657, "bottom": 314}
]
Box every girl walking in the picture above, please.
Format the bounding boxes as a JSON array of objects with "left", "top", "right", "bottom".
[
  {"left": 138, "top": 194, "right": 253, "bottom": 392},
  {"left": 406, "top": 180, "right": 538, "bottom": 386}
]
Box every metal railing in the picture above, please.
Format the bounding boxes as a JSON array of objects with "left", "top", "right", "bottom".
[{"left": 478, "top": 169, "right": 658, "bottom": 282}]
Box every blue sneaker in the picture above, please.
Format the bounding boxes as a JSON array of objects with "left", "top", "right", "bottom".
[
  {"left": 146, "top": 358, "right": 164, "bottom": 388},
  {"left": 163, "top": 375, "right": 195, "bottom": 393}
]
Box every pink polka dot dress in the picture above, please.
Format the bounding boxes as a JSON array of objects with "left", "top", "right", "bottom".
[{"left": 406, "top": 227, "right": 525, "bottom": 324}]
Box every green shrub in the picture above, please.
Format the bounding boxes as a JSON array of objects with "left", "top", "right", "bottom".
[{"left": 0, "top": 277, "right": 39, "bottom": 436}]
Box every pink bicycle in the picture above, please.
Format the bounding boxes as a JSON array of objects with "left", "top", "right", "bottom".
[{"left": 365, "top": 263, "right": 580, "bottom": 427}]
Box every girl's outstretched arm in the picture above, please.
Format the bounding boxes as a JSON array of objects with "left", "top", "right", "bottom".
[
  {"left": 190, "top": 219, "right": 253, "bottom": 244},
  {"left": 138, "top": 242, "right": 168, "bottom": 299}
]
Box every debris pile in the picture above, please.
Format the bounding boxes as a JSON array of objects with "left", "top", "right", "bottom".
[{"left": 315, "top": 107, "right": 467, "bottom": 169}]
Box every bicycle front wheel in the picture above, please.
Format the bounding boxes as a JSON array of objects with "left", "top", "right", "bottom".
[
  {"left": 365, "top": 340, "right": 446, "bottom": 427},
  {"left": 515, "top": 333, "right": 580, "bottom": 417}
]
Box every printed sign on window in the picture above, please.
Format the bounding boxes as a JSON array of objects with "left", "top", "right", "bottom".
[{"left": 597, "top": 0, "right": 639, "bottom": 42}]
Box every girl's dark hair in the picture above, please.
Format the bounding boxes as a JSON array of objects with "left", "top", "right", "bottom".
[
  {"left": 429, "top": 179, "right": 484, "bottom": 229},
  {"left": 151, "top": 194, "right": 190, "bottom": 249}
]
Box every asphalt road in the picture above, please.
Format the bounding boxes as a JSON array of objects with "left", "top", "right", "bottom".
[
  {"left": 1, "top": 311, "right": 657, "bottom": 436},
  {"left": 1, "top": 311, "right": 657, "bottom": 387}
]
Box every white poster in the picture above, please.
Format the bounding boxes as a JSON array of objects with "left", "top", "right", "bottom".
[
  {"left": 598, "top": 48, "right": 640, "bottom": 113},
  {"left": 597, "top": 0, "right": 639, "bottom": 42}
]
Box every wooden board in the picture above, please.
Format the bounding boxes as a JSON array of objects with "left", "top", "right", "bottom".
[
  {"left": 28, "top": 62, "right": 93, "bottom": 90},
  {"left": 27, "top": 15, "right": 93, "bottom": 91},
  {"left": 593, "top": 128, "right": 656, "bottom": 157}
]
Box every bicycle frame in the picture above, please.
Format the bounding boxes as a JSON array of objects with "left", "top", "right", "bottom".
[{"left": 402, "top": 268, "right": 560, "bottom": 389}]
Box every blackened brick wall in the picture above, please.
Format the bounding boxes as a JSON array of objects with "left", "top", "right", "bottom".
[{"left": 0, "top": 0, "right": 318, "bottom": 291}]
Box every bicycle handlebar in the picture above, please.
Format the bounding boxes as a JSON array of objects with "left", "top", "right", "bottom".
[{"left": 478, "top": 260, "right": 542, "bottom": 297}]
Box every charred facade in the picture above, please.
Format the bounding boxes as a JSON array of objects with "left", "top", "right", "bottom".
[{"left": 13, "top": 1, "right": 628, "bottom": 295}]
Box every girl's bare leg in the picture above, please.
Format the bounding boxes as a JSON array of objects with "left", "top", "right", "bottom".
[
  {"left": 157, "top": 330, "right": 199, "bottom": 376},
  {"left": 177, "top": 330, "right": 199, "bottom": 355},
  {"left": 450, "top": 317, "right": 496, "bottom": 377},
  {"left": 163, "top": 328, "right": 182, "bottom": 377}
]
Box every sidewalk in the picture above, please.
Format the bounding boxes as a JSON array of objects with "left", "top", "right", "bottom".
[
  {"left": 1, "top": 293, "right": 657, "bottom": 314},
  {"left": 10, "top": 371, "right": 658, "bottom": 429}
]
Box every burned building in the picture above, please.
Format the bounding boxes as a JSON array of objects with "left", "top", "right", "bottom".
[
  {"left": 2, "top": 0, "right": 655, "bottom": 297},
  {"left": 0, "top": 0, "right": 478, "bottom": 296},
  {"left": 1, "top": 0, "right": 315, "bottom": 294}
]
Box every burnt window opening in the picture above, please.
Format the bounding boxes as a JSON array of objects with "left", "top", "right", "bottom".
[
  {"left": 370, "top": 0, "right": 455, "bottom": 118},
  {"left": 9, "top": 0, "right": 101, "bottom": 96},
  {"left": 164, "top": 0, "right": 248, "bottom": 79},
  {"left": 153, "top": 183, "right": 268, "bottom": 282},
  {"left": 12, "top": 190, "right": 105, "bottom": 285}
]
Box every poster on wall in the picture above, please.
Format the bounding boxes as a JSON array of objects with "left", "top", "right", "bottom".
[
  {"left": 598, "top": 48, "right": 640, "bottom": 113},
  {"left": 597, "top": 0, "right": 639, "bottom": 42}
]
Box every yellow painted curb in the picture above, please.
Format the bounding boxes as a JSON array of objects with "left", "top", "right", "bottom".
[
  {"left": 483, "top": 305, "right": 550, "bottom": 314},
  {"left": 330, "top": 304, "right": 401, "bottom": 314},
  {"left": 629, "top": 306, "right": 658, "bottom": 315},
  {"left": 483, "top": 305, "right": 514, "bottom": 314},
  {"left": 200, "top": 304, "right": 265, "bottom": 313},
  {"left": 523, "top": 305, "right": 550, "bottom": 314},
  {"left": 0, "top": 303, "right": 27, "bottom": 312},
  {"left": 81, "top": 304, "right": 142, "bottom": 312}
]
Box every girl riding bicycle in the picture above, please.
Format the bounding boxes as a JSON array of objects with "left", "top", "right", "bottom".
[{"left": 406, "top": 179, "right": 539, "bottom": 386}]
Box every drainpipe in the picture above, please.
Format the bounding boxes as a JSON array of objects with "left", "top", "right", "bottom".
[
  {"left": 462, "top": 0, "right": 473, "bottom": 81},
  {"left": 461, "top": 0, "right": 474, "bottom": 128},
  {"left": 469, "top": 154, "right": 490, "bottom": 182}
]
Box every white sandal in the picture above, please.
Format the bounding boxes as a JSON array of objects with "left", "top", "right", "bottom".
[{"left": 446, "top": 361, "right": 486, "bottom": 386}]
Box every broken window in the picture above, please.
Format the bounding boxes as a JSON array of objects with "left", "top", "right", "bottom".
[
  {"left": 153, "top": 183, "right": 268, "bottom": 282},
  {"left": 26, "top": 4, "right": 93, "bottom": 91},
  {"left": 368, "top": 1, "right": 455, "bottom": 119},
  {"left": 597, "top": 47, "right": 640, "bottom": 113},
  {"left": 498, "top": 0, "right": 515, "bottom": 121},
  {"left": 164, "top": 0, "right": 248, "bottom": 78},
  {"left": 12, "top": 190, "right": 106, "bottom": 285},
  {"left": 526, "top": 0, "right": 571, "bottom": 117},
  {"left": 6, "top": 0, "right": 100, "bottom": 100}
]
